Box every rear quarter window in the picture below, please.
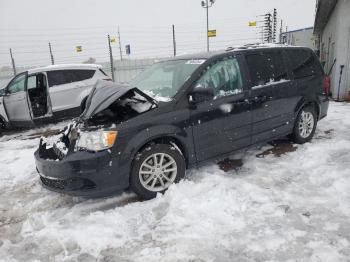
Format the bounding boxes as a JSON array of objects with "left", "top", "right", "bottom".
[
  {"left": 71, "top": 69, "right": 95, "bottom": 82},
  {"left": 285, "top": 49, "right": 322, "bottom": 79},
  {"left": 99, "top": 69, "right": 108, "bottom": 76}
]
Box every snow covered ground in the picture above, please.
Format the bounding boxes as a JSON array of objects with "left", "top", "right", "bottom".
[{"left": 1, "top": 102, "right": 350, "bottom": 262}]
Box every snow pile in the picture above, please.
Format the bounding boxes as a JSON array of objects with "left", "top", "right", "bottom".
[{"left": 1, "top": 102, "right": 350, "bottom": 261}]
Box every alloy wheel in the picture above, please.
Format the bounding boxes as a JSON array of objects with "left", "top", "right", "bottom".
[
  {"left": 298, "top": 111, "right": 315, "bottom": 138},
  {"left": 139, "top": 153, "right": 178, "bottom": 192}
]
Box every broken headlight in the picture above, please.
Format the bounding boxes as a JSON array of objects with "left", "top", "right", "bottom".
[{"left": 76, "top": 130, "right": 118, "bottom": 152}]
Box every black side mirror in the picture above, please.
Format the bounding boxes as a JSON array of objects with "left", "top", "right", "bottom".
[
  {"left": 189, "top": 87, "right": 214, "bottom": 105},
  {"left": 0, "top": 89, "right": 7, "bottom": 96}
]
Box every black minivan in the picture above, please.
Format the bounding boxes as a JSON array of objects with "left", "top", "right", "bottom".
[{"left": 35, "top": 45, "right": 329, "bottom": 199}]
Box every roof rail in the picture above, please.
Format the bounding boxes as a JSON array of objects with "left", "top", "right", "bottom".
[{"left": 226, "top": 42, "right": 290, "bottom": 52}]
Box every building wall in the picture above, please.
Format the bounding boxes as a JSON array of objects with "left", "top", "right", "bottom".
[
  {"left": 281, "top": 28, "right": 316, "bottom": 50},
  {"left": 337, "top": 0, "right": 350, "bottom": 100},
  {"left": 320, "top": 0, "right": 350, "bottom": 100}
]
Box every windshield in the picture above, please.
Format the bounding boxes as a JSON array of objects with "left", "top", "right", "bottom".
[{"left": 130, "top": 59, "right": 205, "bottom": 101}]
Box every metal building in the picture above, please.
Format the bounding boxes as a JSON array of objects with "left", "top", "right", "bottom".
[
  {"left": 314, "top": 0, "right": 350, "bottom": 100},
  {"left": 280, "top": 27, "right": 316, "bottom": 50}
]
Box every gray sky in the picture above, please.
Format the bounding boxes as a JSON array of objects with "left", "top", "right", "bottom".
[{"left": 0, "top": 0, "right": 316, "bottom": 68}]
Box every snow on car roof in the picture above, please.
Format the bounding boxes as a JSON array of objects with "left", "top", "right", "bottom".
[
  {"left": 28, "top": 64, "right": 102, "bottom": 74},
  {"left": 167, "top": 43, "right": 306, "bottom": 61}
]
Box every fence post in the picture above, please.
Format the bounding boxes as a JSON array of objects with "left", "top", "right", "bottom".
[
  {"left": 118, "top": 27, "right": 123, "bottom": 61},
  {"left": 108, "top": 34, "right": 115, "bottom": 82},
  {"left": 49, "top": 42, "right": 55, "bottom": 65},
  {"left": 172, "top": 24, "right": 176, "bottom": 57},
  {"left": 9, "top": 48, "right": 16, "bottom": 76}
]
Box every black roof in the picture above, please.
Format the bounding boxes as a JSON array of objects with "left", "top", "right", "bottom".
[{"left": 166, "top": 44, "right": 308, "bottom": 61}]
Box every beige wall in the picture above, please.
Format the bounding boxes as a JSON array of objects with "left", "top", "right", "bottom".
[{"left": 320, "top": 0, "right": 350, "bottom": 100}]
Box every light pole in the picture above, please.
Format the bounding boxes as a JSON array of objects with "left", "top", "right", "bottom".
[{"left": 201, "top": 0, "right": 216, "bottom": 52}]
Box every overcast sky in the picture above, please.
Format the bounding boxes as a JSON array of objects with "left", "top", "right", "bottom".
[{"left": 0, "top": 0, "right": 316, "bottom": 68}]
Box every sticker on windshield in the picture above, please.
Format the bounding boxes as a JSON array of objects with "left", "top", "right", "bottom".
[{"left": 186, "top": 59, "right": 206, "bottom": 65}]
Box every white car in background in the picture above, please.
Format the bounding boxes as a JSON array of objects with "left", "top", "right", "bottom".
[{"left": 0, "top": 64, "right": 111, "bottom": 129}]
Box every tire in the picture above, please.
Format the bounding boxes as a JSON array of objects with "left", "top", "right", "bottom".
[
  {"left": 291, "top": 106, "right": 317, "bottom": 144},
  {"left": 130, "top": 143, "right": 186, "bottom": 200},
  {"left": 0, "top": 117, "right": 8, "bottom": 131}
]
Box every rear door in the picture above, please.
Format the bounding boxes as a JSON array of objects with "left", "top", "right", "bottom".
[
  {"left": 190, "top": 55, "right": 252, "bottom": 162},
  {"left": 3, "top": 72, "right": 33, "bottom": 123},
  {"left": 245, "top": 50, "right": 296, "bottom": 143},
  {"left": 285, "top": 49, "right": 325, "bottom": 98},
  {"left": 27, "top": 72, "right": 53, "bottom": 118},
  {"left": 47, "top": 69, "right": 95, "bottom": 112}
]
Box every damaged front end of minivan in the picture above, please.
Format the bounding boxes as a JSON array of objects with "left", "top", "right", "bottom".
[{"left": 35, "top": 80, "right": 157, "bottom": 196}]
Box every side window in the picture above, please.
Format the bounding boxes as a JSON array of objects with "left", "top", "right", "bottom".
[
  {"left": 47, "top": 70, "right": 70, "bottom": 87},
  {"left": 7, "top": 74, "right": 26, "bottom": 94},
  {"left": 27, "top": 74, "right": 47, "bottom": 90},
  {"left": 47, "top": 69, "right": 95, "bottom": 87},
  {"left": 27, "top": 75, "right": 37, "bottom": 90},
  {"left": 195, "top": 58, "right": 243, "bottom": 99},
  {"left": 246, "top": 51, "right": 289, "bottom": 87},
  {"left": 285, "top": 49, "right": 320, "bottom": 79},
  {"left": 70, "top": 70, "right": 95, "bottom": 82}
]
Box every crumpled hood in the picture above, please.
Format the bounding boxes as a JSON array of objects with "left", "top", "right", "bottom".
[{"left": 80, "top": 80, "right": 134, "bottom": 120}]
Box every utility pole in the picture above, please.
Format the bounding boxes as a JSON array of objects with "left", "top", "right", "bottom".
[
  {"left": 49, "top": 42, "right": 55, "bottom": 65},
  {"left": 280, "top": 20, "right": 283, "bottom": 43},
  {"left": 172, "top": 24, "right": 177, "bottom": 57},
  {"left": 260, "top": 26, "right": 264, "bottom": 44},
  {"left": 273, "top": 8, "right": 277, "bottom": 43},
  {"left": 118, "top": 27, "right": 123, "bottom": 61},
  {"left": 9, "top": 48, "right": 16, "bottom": 76},
  {"left": 108, "top": 34, "right": 115, "bottom": 82},
  {"left": 264, "top": 13, "right": 273, "bottom": 43},
  {"left": 201, "top": 0, "right": 216, "bottom": 52}
]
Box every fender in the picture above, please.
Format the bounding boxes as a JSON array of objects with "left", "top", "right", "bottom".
[
  {"left": 294, "top": 97, "right": 321, "bottom": 120},
  {"left": 119, "top": 124, "right": 195, "bottom": 170}
]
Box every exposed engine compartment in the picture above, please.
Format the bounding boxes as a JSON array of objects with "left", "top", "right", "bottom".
[
  {"left": 86, "top": 89, "right": 155, "bottom": 126},
  {"left": 38, "top": 88, "right": 156, "bottom": 161}
]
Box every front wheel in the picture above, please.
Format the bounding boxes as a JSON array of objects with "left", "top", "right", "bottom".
[
  {"left": 0, "top": 118, "right": 9, "bottom": 132},
  {"left": 130, "top": 144, "right": 186, "bottom": 199},
  {"left": 291, "top": 106, "right": 317, "bottom": 144}
]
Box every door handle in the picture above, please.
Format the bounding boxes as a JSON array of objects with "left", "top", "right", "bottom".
[
  {"left": 252, "top": 96, "right": 267, "bottom": 103},
  {"left": 233, "top": 99, "right": 250, "bottom": 106}
]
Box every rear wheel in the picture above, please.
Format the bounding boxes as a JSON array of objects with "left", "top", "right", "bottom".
[
  {"left": 291, "top": 106, "right": 317, "bottom": 144},
  {"left": 130, "top": 144, "right": 185, "bottom": 199}
]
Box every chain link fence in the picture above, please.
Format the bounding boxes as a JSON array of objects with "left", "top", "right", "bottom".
[{"left": 0, "top": 57, "right": 165, "bottom": 89}]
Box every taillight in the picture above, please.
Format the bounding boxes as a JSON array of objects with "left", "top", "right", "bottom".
[
  {"left": 103, "top": 78, "right": 113, "bottom": 82},
  {"left": 325, "top": 76, "right": 330, "bottom": 97}
]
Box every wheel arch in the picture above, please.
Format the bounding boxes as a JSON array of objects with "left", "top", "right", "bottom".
[
  {"left": 295, "top": 98, "right": 320, "bottom": 119},
  {"left": 132, "top": 134, "right": 189, "bottom": 169}
]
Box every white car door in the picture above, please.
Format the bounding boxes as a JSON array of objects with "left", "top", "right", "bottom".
[{"left": 3, "top": 73, "right": 33, "bottom": 123}]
